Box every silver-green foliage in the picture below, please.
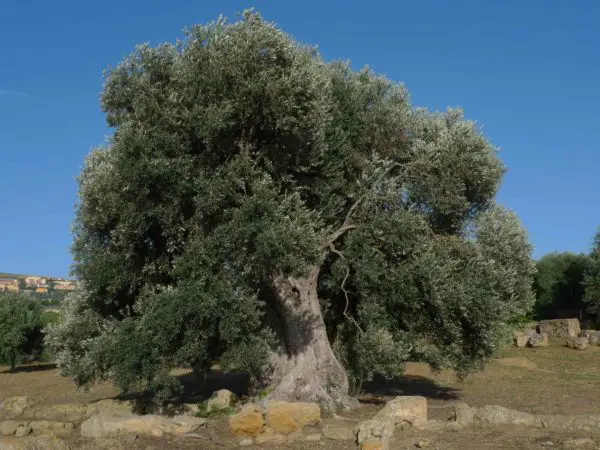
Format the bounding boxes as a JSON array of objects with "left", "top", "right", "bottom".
[
  {"left": 584, "top": 229, "right": 600, "bottom": 321},
  {"left": 533, "top": 252, "right": 588, "bottom": 320},
  {"left": 48, "top": 11, "right": 535, "bottom": 398},
  {"left": 0, "top": 293, "right": 44, "bottom": 371}
]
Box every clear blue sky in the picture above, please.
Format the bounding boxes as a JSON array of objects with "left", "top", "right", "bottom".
[{"left": 1, "top": 1, "right": 599, "bottom": 278}]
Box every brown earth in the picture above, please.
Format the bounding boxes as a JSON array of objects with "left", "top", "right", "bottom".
[{"left": 2, "top": 339, "right": 600, "bottom": 448}]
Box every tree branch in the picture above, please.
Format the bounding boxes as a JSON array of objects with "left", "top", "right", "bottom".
[
  {"left": 321, "top": 198, "right": 362, "bottom": 251},
  {"left": 320, "top": 157, "right": 425, "bottom": 253},
  {"left": 329, "top": 244, "right": 363, "bottom": 334},
  {"left": 343, "top": 197, "right": 362, "bottom": 227},
  {"left": 322, "top": 225, "right": 357, "bottom": 250}
]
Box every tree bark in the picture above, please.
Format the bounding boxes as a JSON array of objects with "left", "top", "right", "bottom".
[{"left": 266, "top": 267, "right": 351, "bottom": 411}]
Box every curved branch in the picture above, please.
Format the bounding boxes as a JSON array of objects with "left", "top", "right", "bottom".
[
  {"left": 328, "top": 243, "right": 363, "bottom": 334},
  {"left": 322, "top": 225, "right": 357, "bottom": 251},
  {"left": 321, "top": 198, "right": 362, "bottom": 251}
]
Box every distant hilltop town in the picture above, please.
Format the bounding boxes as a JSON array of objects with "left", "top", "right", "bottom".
[{"left": 0, "top": 273, "right": 76, "bottom": 294}]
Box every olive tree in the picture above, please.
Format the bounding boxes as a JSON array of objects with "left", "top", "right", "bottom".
[
  {"left": 0, "top": 293, "right": 44, "bottom": 372},
  {"left": 584, "top": 229, "right": 600, "bottom": 322},
  {"left": 48, "top": 11, "right": 535, "bottom": 409},
  {"left": 533, "top": 252, "right": 588, "bottom": 320}
]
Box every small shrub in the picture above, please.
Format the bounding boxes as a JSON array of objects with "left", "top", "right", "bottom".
[
  {"left": 0, "top": 293, "right": 44, "bottom": 371},
  {"left": 194, "top": 401, "right": 237, "bottom": 419}
]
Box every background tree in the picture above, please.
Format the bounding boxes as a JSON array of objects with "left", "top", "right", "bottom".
[
  {"left": 584, "top": 229, "right": 600, "bottom": 324},
  {"left": 0, "top": 293, "right": 44, "bottom": 372},
  {"left": 48, "top": 11, "right": 535, "bottom": 409},
  {"left": 533, "top": 252, "right": 588, "bottom": 320}
]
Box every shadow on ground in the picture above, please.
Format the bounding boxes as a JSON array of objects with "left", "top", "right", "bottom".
[
  {"left": 362, "top": 374, "right": 460, "bottom": 401},
  {"left": 1, "top": 363, "right": 57, "bottom": 374},
  {"left": 113, "top": 369, "right": 253, "bottom": 415},
  {"left": 177, "top": 370, "right": 252, "bottom": 400},
  {"left": 42, "top": 368, "right": 457, "bottom": 415}
]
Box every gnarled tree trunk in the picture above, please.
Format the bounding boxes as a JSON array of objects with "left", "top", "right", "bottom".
[{"left": 266, "top": 267, "right": 351, "bottom": 411}]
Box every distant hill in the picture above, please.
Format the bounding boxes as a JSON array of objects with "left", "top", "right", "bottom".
[
  {"left": 0, "top": 272, "right": 29, "bottom": 279},
  {"left": 0, "top": 272, "right": 76, "bottom": 304},
  {"left": 0, "top": 272, "right": 72, "bottom": 281}
]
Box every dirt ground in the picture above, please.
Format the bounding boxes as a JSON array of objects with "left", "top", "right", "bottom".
[{"left": 1, "top": 340, "right": 600, "bottom": 448}]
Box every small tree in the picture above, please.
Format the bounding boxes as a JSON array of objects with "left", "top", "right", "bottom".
[
  {"left": 48, "top": 11, "right": 535, "bottom": 409},
  {"left": 533, "top": 252, "right": 588, "bottom": 320},
  {"left": 0, "top": 293, "right": 43, "bottom": 372},
  {"left": 584, "top": 229, "right": 600, "bottom": 324}
]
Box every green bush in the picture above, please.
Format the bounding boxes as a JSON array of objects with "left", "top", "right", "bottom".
[
  {"left": 584, "top": 229, "right": 600, "bottom": 325},
  {"left": 533, "top": 252, "right": 588, "bottom": 320},
  {"left": 194, "top": 397, "right": 238, "bottom": 419},
  {"left": 0, "top": 293, "right": 44, "bottom": 371}
]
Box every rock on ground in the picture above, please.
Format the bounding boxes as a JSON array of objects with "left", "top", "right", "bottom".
[
  {"left": 360, "top": 441, "right": 386, "bottom": 450},
  {"left": 29, "top": 421, "right": 75, "bottom": 436},
  {"left": 13, "top": 425, "right": 31, "bottom": 438},
  {"left": 265, "top": 401, "right": 320, "bottom": 434},
  {"left": 0, "top": 398, "right": 34, "bottom": 420},
  {"left": 0, "top": 434, "right": 71, "bottom": 450},
  {"left": 451, "top": 403, "right": 474, "bottom": 427},
  {"left": 80, "top": 414, "right": 206, "bottom": 439},
  {"left": 584, "top": 331, "right": 600, "bottom": 346},
  {"left": 537, "top": 414, "right": 600, "bottom": 431},
  {"left": 528, "top": 333, "right": 548, "bottom": 347},
  {"left": 1, "top": 420, "right": 74, "bottom": 437},
  {"left": 32, "top": 404, "right": 88, "bottom": 422},
  {"left": 579, "top": 330, "right": 598, "bottom": 339},
  {"left": 473, "top": 405, "right": 537, "bottom": 427},
  {"left": 303, "top": 433, "right": 322, "bottom": 441},
  {"left": 0, "top": 397, "right": 89, "bottom": 423},
  {"left": 322, "top": 423, "right": 356, "bottom": 441},
  {"left": 539, "top": 318, "right": 581, "bottom": 338},
  {"left": 453, "top": 403, "right": 539, "bottom": 428},
  {"left": 206, "top": 389, "right": 234, "bottom": 413},
  {"left": 0, "top": 422, "right": 20, "bottom": 437},
  {"left": 514, "top": 333, "right": 532, "bottom": 348},
  {"left": 452, "top": 403, "right": 600, "bottom": 432},
  {"left": 374, "top": 396, "right": 428, "bottom": 427},
  {"left": 353, "top": 396, "right": 429, "bottom": 450},
  {"left": 354, "top": 419, "right": 394, "bottom": 450},
  {"left": 85, "top": 399, "right": 135, "bottom": 418},
  {"left": 254, "top": 427, "right": 286, "bottom": 445},
  {"left": 566, "top": 337, "right": 589, "bottom": 350},
  {"left": 229, "top": 404, "right": 265, "bottom": 437},
  {"left": 563, "top": 437, "right": 595, "bottom": 448}
]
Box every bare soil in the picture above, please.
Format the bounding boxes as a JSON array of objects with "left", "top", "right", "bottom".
[{"left": 2, "top": 340, "right": 600, "bottom": 448}]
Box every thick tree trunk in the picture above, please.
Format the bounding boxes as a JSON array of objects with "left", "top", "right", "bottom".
[{"left": 266, "top": 267, "right": 351, "bottom": 411}]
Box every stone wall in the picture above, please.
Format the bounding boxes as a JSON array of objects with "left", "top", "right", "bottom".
[{"left": 538, "top": 318, "right": 580, "bottom": 338}]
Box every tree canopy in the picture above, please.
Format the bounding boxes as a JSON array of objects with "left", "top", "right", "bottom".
[
  {"left": 48, "top": 11, "right": 535, "bottom": 408},
  {"left": 584, "top": 229, "right": 600, "bottom": 323},
  {"left": 0, "top": 293, "right": 44, "bottom": 372},
  {"left": 533, "top": 252, "right": 588, "bottom": 320}
]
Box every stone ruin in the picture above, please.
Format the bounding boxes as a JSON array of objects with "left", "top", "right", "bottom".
[
  {"left": 539, "top": 318, "right": 580, "bottom": 338},
  {"left": 512, "top": 324, "right": 548, "bottom": 348},
  {"left": 4, "top": 390, "right": 600, "bottom": 449},
  {"left": 514, "top": 318, "right": 600, "bottom": 350}
]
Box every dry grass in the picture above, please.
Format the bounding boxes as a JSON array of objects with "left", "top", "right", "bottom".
[
  {"left": 1, "top": 340, "right": 599, "bottom": 416},
  {"left": 2, "top": 341, "right": 600, "bottom": 448},
  {"left": 396, "top": 340, "right": 600, "bottom": 415},
  {"left": 0, "top": 364, "right": 117, "bottom": 405}
]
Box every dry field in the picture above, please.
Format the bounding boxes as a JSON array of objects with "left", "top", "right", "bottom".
[{"left": 1, "top": 340, "right": 600, "bottom": 449}]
